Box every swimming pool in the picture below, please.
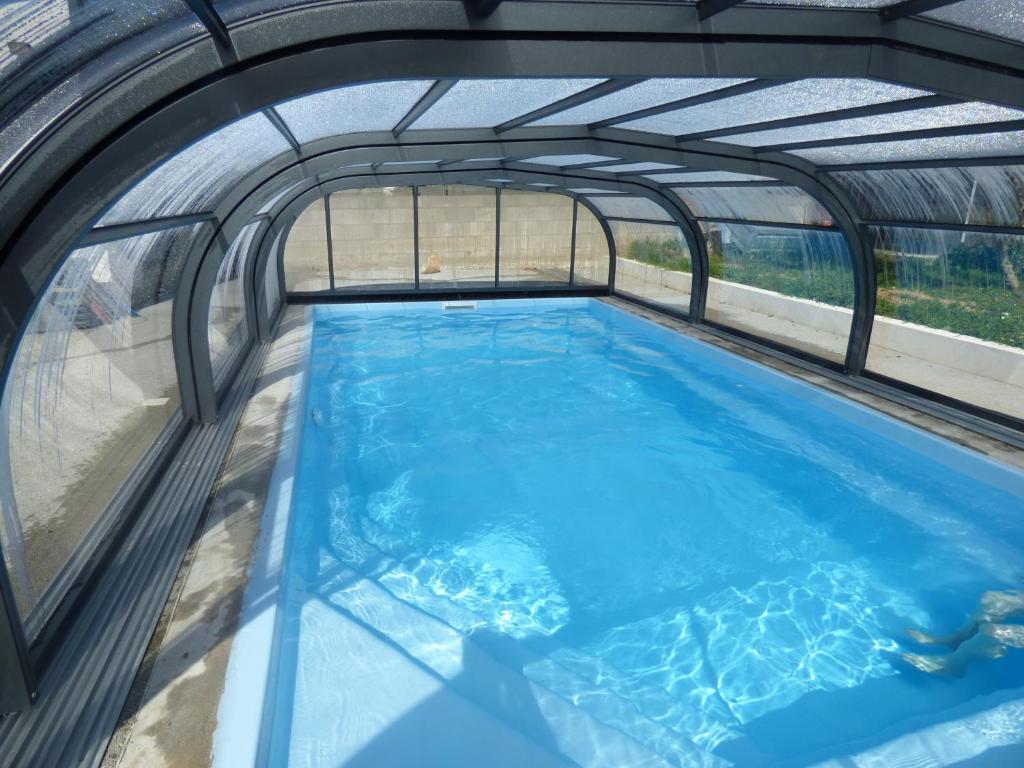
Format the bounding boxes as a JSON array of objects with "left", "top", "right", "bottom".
[{"left": 232, "top": 298, "right": 1024, "bottom": 767}]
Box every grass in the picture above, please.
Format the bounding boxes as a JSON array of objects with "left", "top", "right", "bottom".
[{"left": 626, "top": 235, "right": 1024, "bottom": 349}]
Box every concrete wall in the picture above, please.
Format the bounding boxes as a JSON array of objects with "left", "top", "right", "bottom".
[{"left": 282, "top": 187, "right": 613, "bottom": 288}]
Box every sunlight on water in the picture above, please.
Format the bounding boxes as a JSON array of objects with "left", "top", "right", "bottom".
[{"left": 270, "top": 300, "right": 1024, "bottom": 767}]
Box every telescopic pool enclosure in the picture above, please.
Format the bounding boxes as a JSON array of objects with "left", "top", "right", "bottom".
[{"left": 1, "top": 0, "right": 1024, "bottom": 764}]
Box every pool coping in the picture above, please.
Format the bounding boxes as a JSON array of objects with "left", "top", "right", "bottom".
[{"left": 210, "top": 307, "right": 313, "bottom": 768}]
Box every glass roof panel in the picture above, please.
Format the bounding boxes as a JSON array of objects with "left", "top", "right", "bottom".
[
  {"left": 792, "top": 131, "right": 1024, "bottom": 165},
  {"left": 830, "top": 166, "right": 1024, "bottom": 227},
  {"left": 570, "top": 188, "right": 624, "bottom": 194},
  {"left": 648, "top": 171, "right": 776, "bottom": 183},
  {"left": 529, "top": 78, "right": 750, "bottom": 126},
  {"left": 675, "top": 186, "right": 833, "bottom": 225},
  {"left": 101, "top": 113, "right": 291, "bottom": 224},
  {"left": 588, "top": 196, "right": 673, "bottom": 221},
  {"left": 619, "top": 79, "right": 927, "bottom": 136},
  {"left": 598, "top": 162, "right": 682, "bottom": 173},
  {"left": 410, "top": 78, "right": 605, "bottom": 130},
  {"left": 723, "top": 102, "right": 1024, "bottom": 147},
  {"left": 924, "top": 1, "right": 1024, "bottom": 43},
  {"left": 275, "top": 81, "right": 434, "bottom": 143},
  {"left": 520, "top": 154, "right": 618, "bottom": 166}
]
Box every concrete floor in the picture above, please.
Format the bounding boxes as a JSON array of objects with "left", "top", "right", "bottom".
[
  {"left": 100, "top": 297, "right": 1024, "bottom": 768},
  {"left": 102, "top": 307, "right": 309, "bottom": 768}
]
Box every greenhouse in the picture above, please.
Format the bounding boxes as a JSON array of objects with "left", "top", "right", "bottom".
[{"left": 1, "top": 1, "right": 1024, "bottom": 766}]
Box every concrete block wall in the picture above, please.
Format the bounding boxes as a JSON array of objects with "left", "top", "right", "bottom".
[{"left": 283, "top": 198, "right": 329, "bottom": 291}]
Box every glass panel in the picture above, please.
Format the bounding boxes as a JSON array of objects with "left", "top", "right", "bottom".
[
  {"left": 596, "top": 162, "right": 682, "bottom": 173},
  {"left": 723, "top": 102, "right": 1024, "bottom": 147},
  {"left": 101, "top": 114, "right": 291, "bottom": 224},
  {"left": 283, "top": 198, "right": 329, "bottom": 292},
  {"left": 620, "top": 79, "right": 926, "bottom": 136},
  {"left": 330, "top": 188, "right": 415, "bottom": 291},
  {"left": 498, "top": 190, "right": 573, "bottom": 286},
  {"left": 589, "top": 196, "right": 673, "bottom": 221},
  {"left": 792, "top": 131, "right": 1024, "bottom": 165},
  {"left": 264, "top": 230, "right": 283, "bottom": 321},
  {"left": 830, "top": 166, "right": 1024, "bottom": 227},
  {"left": 274, "top": 80, "right": 433, "bottom": 143},
  {"left": 410, "top": 78, "right": 605, "bottom": 130},
  {"left": 703, "top": 222, "right": 855, "bottom": 362},
  {"left": 528, "top": 78, "right": 749, "bottom": 126},
  {"left": 209, "top": 221, "right": 261, "bottom": 387},
  {"left": 521, "top": 154, "right": 617, "bottom": 167},
  {"left": 924, "top": 0, "right": 1024, "bottom": 43},
  {"left": 868, "top": 227, "right": 1024, "bottom": 419},
  {"left": 258, "top": 179, "right": 307, "bottom": 214},
  {"left": 675, "top": 186, "right": 833, "bottom": 225},
  {"left": 1, "top": 223, "right": 200, "bottom": 631},
  {"left": 574, "top": 204, "right": 611, "bottom": 286},
  {"left": 570, "top": 188, "right": 624, "bottom": 195},
  {"left": 0, "top": 2, "right": 196, "bottom": 173},
  {"left": 647, "top": 171, "right": 776, "bottom": 183},
  {"left": 417, "top": 185, "right": 497, "bottom": 288},
  {"left": 611, "top": 220, "right": 692, "bottom": 314}
]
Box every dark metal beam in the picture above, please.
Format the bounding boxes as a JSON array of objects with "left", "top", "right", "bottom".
[
  {"left": 676, "top": 94, "right": 959, "bottom": 142},
  {"left": 464, "top": 0, "right": 503, "bottom": 18},
  {"left": 393, "top": 80, "right": 457, "bottom": 137},
  {"left": 694, "top": 216, "right": 838, "bottom": 232},
  {"left": 819, "top": 155, "right": 1024, "bottom": 172},
  {"left": 184, "top": 0, "right": 233, "bottom": 52},
  {"left": 79, "top": 212, "right": 217, "bottom": 247},
  {"left": 881, "top": 0, "right": 961, "bottom": 22},
  {"left": 495, "top": 78, "right": 645, "bottom": 133},
  {"left": 756, "top": 118, "right": 1024, "bottom": 153},
  {"left": 263, "top": 107, "right": 303, "bottom": 157},
  {"left": 590, "top": 79, "right": 789, "bottom": 129},
  {"left": 697, "top": 0, "right": 747, "bottom": 22},
  {"left": 861, "top": 219, "right": 1024, "bottom": 236}
]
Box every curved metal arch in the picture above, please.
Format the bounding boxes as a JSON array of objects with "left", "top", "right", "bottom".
[
  {"left": 188, "top": 128, "right": 862, "bottom": 375},
  {"left": 6, "top": 11, "right": 1024, "bottom": 392}
]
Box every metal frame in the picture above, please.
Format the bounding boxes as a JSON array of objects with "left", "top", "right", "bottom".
[{"left": 0, "top": 0, "right": 1023, "bottom": 722}]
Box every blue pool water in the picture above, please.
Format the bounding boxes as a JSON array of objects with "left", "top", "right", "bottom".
[{"left": 265, "top": 299, "right": 1024, "bottom": 767}]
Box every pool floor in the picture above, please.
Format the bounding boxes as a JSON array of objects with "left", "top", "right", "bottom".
[{"left": 262, "top": 299, "right": 1024, "bottom": 767}]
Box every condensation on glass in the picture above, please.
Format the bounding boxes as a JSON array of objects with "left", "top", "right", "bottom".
[
  {"left": 408, "top": 79, "right": 605, "bottom": 130},
  {"left": 867, "top": 226, "right": 1024, "bottom": 419},
  {"left": 610, "top": 220, "right": 692, "bottom": 314},
  {"left": 417, "top": 185, "right": 497, "bottom": 288},
  {"left": 329, "top": 187, "right": 415, "bottom": 290},
  {"left": 675, "top": 186, "right": 833, "bottom": 226},
  {"left": 702, "top": 222, "right": 855, "bottom": 363},
  {"left": 101, "top": 113, "right": 290, "bottom": 224},
  {"left": 209, "top": 222, "right": 262, "bottom": 387},
  {"left": 574, "top": 204, "right": 611, "bottom": 286},
  {"left": 527, "top": 78, "right": 749, "bottom": 126},
  {"left": 0, "top": 224, "right": 200, "bottom": 634},
  {"left": 274, "top": 81, "right": 434, "bottom": 143},
  {"left": 830, "top": 166, "right": 1024, "bottom": 228},
  {"left": 722, "top": 102, "right": 1024, "bottom": 147},
  {"left": 498, "top": 190, "right": 574, "bottom": 286},
  {"left": 283, "top": 198, "right": 329, "bottom": 292},
  {"left": 619, "top": 79, "right": 924, "bottom": 136}
]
